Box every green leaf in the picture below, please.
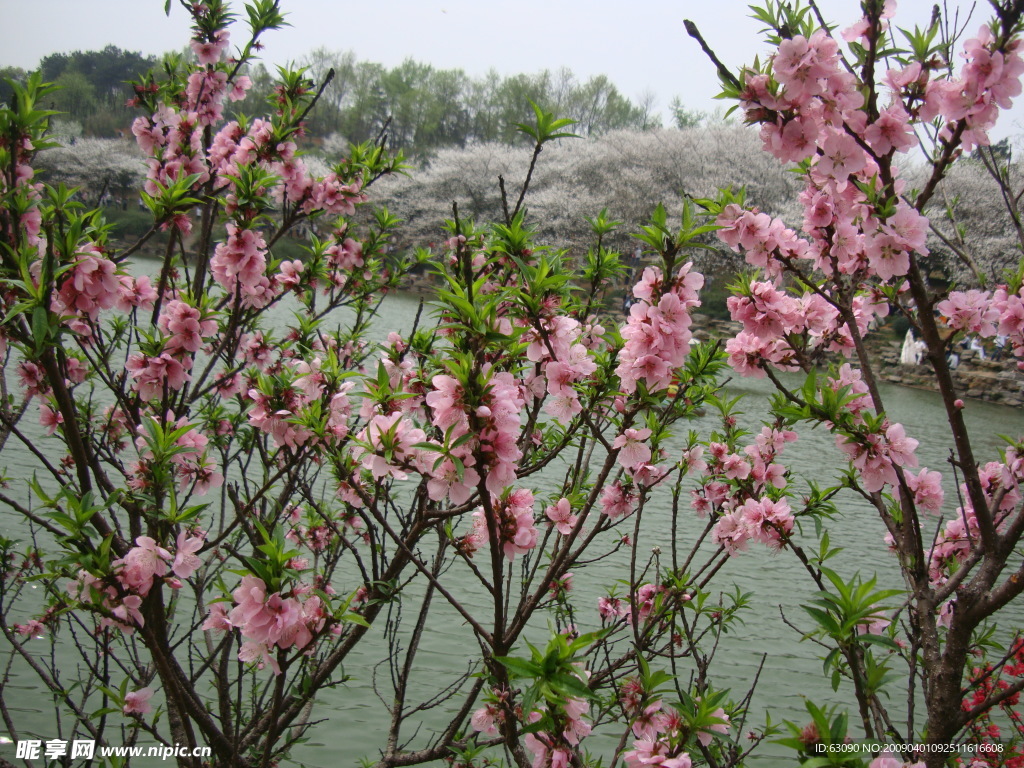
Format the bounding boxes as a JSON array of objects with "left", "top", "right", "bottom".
[
  {"left": 340, "top": 612, "right": 370, "bottom": 628},
  {"left": 31, "top": 306, "right": 49, "bottom": 351},
  {"left": 547, "top": 673, "right": 598, "bottom": 701},
  {"left": 515, "top": 101, "right": 581, "bottom": 144},
  {"left": 495, "top": 656, "right": 543, "bottom": 678},
  {"left": 859, "top": 634, "right": 900, "bottom": 651}
]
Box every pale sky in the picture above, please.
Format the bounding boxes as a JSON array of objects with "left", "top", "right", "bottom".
[{"left": 3, "top": 0, "right": 1024, "bottom": 140}]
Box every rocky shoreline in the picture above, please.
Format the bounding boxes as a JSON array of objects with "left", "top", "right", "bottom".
[
  {"left": 871, "top": 338, "right": 1024, "bottom": 408},
  {"left": 692, "top": 314, "right": 1024, "bottom": 409}
]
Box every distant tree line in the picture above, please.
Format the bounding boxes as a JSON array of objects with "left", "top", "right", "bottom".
[
  {"left": 2, "top": 45, "right": 674, "bottom": 154},
  {"left": 297, "top": 48, "right": 662, "bottom": 153},
  {"left": 1, "top": 46, "right": 156, "bottom": 136}
]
